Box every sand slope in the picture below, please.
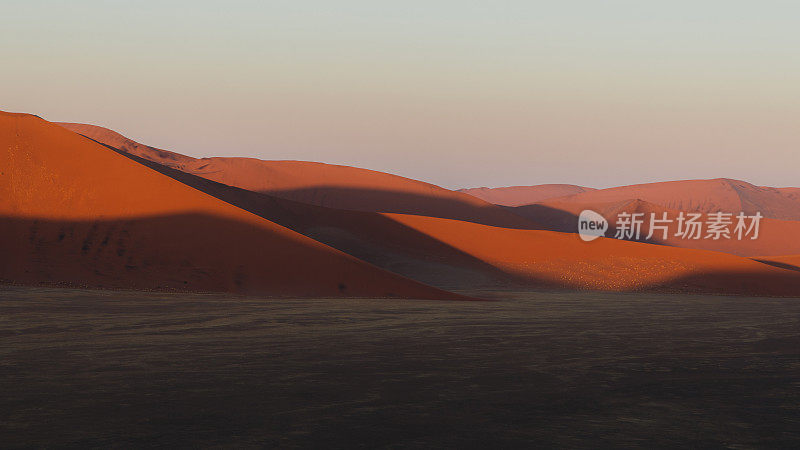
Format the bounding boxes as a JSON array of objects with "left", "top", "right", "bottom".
[
  {"left": 2, "top": 112, "right": 463, "bottom": 299},
  {"left": 459, "top": 184, "right": 595, "bottom": 206},
  {"left": 57, "top": 122, "right": 193, "bottom": 168}
]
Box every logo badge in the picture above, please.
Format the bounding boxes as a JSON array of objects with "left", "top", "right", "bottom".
[{"left": 578, "top": 209, "right": 608, "bottom": 242}]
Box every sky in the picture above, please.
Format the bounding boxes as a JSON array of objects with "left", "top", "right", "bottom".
[{"left": 3, "top": 1, "right": 799, "bottom": 189}]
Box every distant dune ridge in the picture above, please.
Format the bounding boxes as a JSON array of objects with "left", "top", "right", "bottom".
[
  {"left": 458, "top": 178, "right": 800, "bottom": 257},
  {"left": 0, "top": 112, "right": 797, "bottom": 297},
  {"left": 510, "top": 198, "right": 800, "bottom": 257},
  {"left": 462, "top": 178, "right": 800, "bottom": 221},
  {"left": 507, "top": 178, "right": 800, "bottom": 220},
  {"left": 458, "top": 184, "right": 595, "bottom": 206}
]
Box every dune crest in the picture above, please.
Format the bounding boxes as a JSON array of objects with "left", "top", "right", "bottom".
[
  {"left": 459, "top": 184, "right": 595, "bottom": 206},
  {"left": 57, "top": 122, "right": 193, "bottom": 169}
]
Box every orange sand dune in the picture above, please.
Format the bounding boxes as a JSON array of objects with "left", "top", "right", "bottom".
[
  {"left": 52, "top": 120, "right": 800, "bottom": 296},
  {"left": 57, "top": 122, "right": 194, "bottom": 168},
  {"left": 538, "top": 178, "right": 800, "bottom": 221},
  {"left": 58, "top": 123, "right": 541, "bottom": 230},
  {"left": 100, "top": 152, "right": 543, "bottom": 290},
  {"left": 514, "top": 198, "right": 800, "bottom": 257},
  {"left": 2, "top": 112, "right": 464, "bottom": 299},
  {"left": 67, "top": 140, "right": 800, "bottom": 297},
  {"left": 458, "top": 184, "right": 595, "bottom": 207},
  {"left": 385, "top": 214, "right": 800, "bottom": 296}
]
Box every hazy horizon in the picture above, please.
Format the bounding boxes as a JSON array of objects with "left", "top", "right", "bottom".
[{"left": 4, "top": 1, "right": 799, "bottom": 190}]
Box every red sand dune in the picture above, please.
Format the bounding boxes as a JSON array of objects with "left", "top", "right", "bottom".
[
  {"left": 385, "top": 214, "right": 800, "bottom": 296},
  {"left": 536, "top": 178, "right": 800, "bottom": 221},
  {"left": 761, "top": 254, "right": 800, "bottom": 265},
  {"left": 777, "top": 187, "right": 800, "bottom": 198},
  {"left": 59, "top": 142, "right": 800, "bottom": 296},
  {"left": 66, "top": 132, "right": 800, "bottom": 297},
  {"left": 99, "top": 152, "right": 551, "bottom": 290},
  {"left": 57, "top": 122, "right": 194, "bottom": 168},
  {"left": 458, "top": 184, "right": 595, "bottom": 206},
  {"left": 2, "top": 112, "right": 464, "bottom": 299},
  {"left": 52, "top": 119, "right": 800, "bottom": 296},
  {"left": 58, "top": 123, "right": 540, "bottom": 229}
]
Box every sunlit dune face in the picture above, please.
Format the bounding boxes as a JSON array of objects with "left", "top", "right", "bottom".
[
  {"left": 384, "top": 213, "right": 800, "bottom": 296},
  {"left": 2, "top": 113, "right": 226, "bottom": 221}
]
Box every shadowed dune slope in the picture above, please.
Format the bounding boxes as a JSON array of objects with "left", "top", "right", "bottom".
[
  {"left": 384, "top": 214, "right": 800, "bottom": 297},
  {"left": 753, "top": 255, "right": 800, "bottom": 273},
  {"left": 459, "top": 184, "right": 595, "bottom": 206},
  {"left": 94, "top": 149, "right": 543, "bottom": 290},
  {"left": 57, "top": 122, "right": 541, "bottom": 230},
  {"left": 2, "top": 112, "right": 465, "bottom": 299}
]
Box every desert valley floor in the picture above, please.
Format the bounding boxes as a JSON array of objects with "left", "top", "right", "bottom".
[{"left": 2, "top": 286, "right": 799, "bottom": 448}]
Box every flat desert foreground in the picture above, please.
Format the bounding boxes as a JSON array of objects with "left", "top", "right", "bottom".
[{"left": 2, "top": 287, "right": 800, "bottom": 447}]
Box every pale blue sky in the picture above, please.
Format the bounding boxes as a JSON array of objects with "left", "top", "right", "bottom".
[{"left": 3, "top": 1, "right": 799, "bottom": 188}]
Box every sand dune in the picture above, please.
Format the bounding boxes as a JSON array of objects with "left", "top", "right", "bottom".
[
  {"left": 58, "top": 123, "right": 540, "bottom": 229},
  {"left": 385, "top": 214, "right": 800, "bottom": 296},
  {"left": 103, "top": 152, "right": 543, "bottom": 290},
  {"left": 45, "top": 118, "right": 800, "bottom": 296},
  {"left": 74, "top": 144, "right": 800, "bottom": 296},
  {"left": 459, "top": 184, "right": 595, "bottom": 206},
  {"left": 2, "top": 112, "right": 464, "bottom": 299},
  {"left": 513, "top": 198, "right": 800, "bottom": 257},
  {"left": 467, "top": 179, "right": 800, "bottom": 257},
  {"left": 537, "top": 178, "right": 800, "bottom": 221}
]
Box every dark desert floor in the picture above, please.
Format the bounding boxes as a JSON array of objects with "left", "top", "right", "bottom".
[{"left": 2, "top": 287, "right": 799, "bottom": 448}]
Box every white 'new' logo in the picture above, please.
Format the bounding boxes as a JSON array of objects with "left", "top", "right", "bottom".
[{"left": 578, "top": 210, "right": 608, "bottom": 242}]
